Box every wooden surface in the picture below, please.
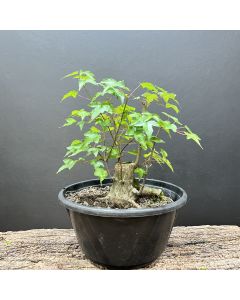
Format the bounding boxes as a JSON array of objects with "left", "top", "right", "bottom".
[{"left": 0, "top": 226, "right": 239, "bottom": 270}]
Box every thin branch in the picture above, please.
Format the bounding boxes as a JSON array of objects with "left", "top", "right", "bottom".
[
  {"left": 128, "top": 83, "right": 141, "bottom": 99},
  {"left": 176, "top": 130, "right": 186, "bottom": 135},
  {"left": 140, "top": 127, "right": 161, "bottom": 193},
  {"left": 78, "top": 94, "right": 91, "bottom": 101},
  {"left": 106, "top": 96, "right": 130, "bottom": 160},
  {"left": 119, "top": 138, "right": 134, "bottom": 155},
  {"left": 100, "top": 113, "right": 115, "bottom": 141},
  {"left": 109, "top": 114, "right": 117, "bottom": 134},
  {"left": 83, "top": 86, "right": 92, "bottom": 99},
  {"left": 134, "top": 145, "right": 142, "bottom": 166},
  {"left": 104, "top": 161, "right": 112, "bottom": 178},
  {"left": 96, "top": 151, "right": 112, "bottom": 177}
]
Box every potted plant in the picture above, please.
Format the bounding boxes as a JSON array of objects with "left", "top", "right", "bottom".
[{"left": 57, "top": 70, "right": 202, "bottom": 269}]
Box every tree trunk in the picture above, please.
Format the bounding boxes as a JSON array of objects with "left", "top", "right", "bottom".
[
  {"left": 105, "top": 162, "right": 166, "bottom": 208},
  {"left": 107, "top": 162, "right": 140, "bottom": 208}
]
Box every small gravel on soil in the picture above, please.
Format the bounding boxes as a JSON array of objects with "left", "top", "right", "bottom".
[{"left": 66, "top": 185, "right": 173, "bottom": 209}]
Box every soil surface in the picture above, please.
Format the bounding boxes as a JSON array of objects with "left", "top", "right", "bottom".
[{"left": 66, "top": 185, "right": 173, "bottom": 209}]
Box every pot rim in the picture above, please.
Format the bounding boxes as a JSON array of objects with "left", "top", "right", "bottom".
[{"left": 58, "top": 178, "right": 187, "bottom": 218}]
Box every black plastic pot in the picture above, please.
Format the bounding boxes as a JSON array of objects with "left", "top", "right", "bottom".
[{"left": 58, "top": 178, "right": 187, "bottom": 269}]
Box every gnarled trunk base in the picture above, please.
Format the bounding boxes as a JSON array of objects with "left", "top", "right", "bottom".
[
  {"left": 104, "top": 162, "right": 165, "bottom": 208},
  {"left": 107, "top": 162, "right": 140, "bottom": 208}
]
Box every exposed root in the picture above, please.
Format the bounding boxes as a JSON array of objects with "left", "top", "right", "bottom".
[
  {"left": 127, "top": 198, "right": 141, "bottom": 208},
  {"left": 98, "top": 195, "right": 140, "bottom": 208},
  {"left": 140, "top": 186, "right": 163, "bottom": 197}
]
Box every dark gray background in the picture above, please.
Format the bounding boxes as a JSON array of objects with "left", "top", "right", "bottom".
[{"left": 0, "top": 31, "right": 239, "bottom": 231}]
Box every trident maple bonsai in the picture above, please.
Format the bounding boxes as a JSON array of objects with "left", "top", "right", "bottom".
[{"left": 57, "top": 70, "right": 202, "bottom": 208}]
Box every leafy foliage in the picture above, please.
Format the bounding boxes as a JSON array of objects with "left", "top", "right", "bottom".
[{"left": 57, "top": 70, "right": 202, "bottom": 182}]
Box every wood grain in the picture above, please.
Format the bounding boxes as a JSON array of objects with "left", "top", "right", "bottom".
[{"left": 0, "top": 226, "right": 239, "bottom": 270}]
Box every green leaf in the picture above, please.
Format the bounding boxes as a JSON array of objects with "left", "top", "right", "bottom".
[
  {"left": 151, "top": 136, "right": 165, "bottom": 144},
  {"left": 134, "top": 167, "right": 146, "bottom": 179},
  {"left": 166, "top": 103, "right": 179, "bottom": 114},
  {"left": 152, "top": 151, "right": 163, "bottom": 164},
  {"left": 87, "top": 147, "right": 100, "bottom": 157},
  {"left": 76, "top": 70, "right": 97, "bottom": 91},
  {"left": 100, "top": 78, "right": 129, "bottom": 104},
  {"left": 173, "top": 98, "right": 179, "bottom": 105},
  {"left": 114, "top": 104, "right": 135, "bottom": 114},
  {"left": 71, "top": 110, "right": 89, "bottom": 130},
  {"left": 100, "top": 78, "right": 129, "bottom": 91},
  {"left": 157, "top": 86, "right": 166, "bottom": 92},
  {"left": 143, "top": 120, "right": 157, "bottom": 140},
  {"left": 159, "top": 90, "right": 178, "bottom": 103},
  {"left": 71, "top": 109, "right": 90, "bottom": 120},
  {"left": 146, "top": 140, "right": 154, "bottom": 148},
  {"left": 164, "top": 159, "right": 174, "bottom": 172},
  {"left": 61, "top": 90, "right": 78, "bottom": 101},
  {"left": 167, "top": 93, "right": 177, "bottom": 100},
  {"left": 77, "top": 120, "right": 85, "bottom": 130},
  {"left": 90, "top": 159, "right": 105, "bottom": 169},
  {"left": 140, "top": 82, "right": 158, "bottom": 93},
  {"left": 144, "top": 152, "right": 152, "bottom": 158},
  {"left": 130, "top": 111, "right": 157, "bottom": 128},
  {"left": 89, "top": 102, "right": 113, "bottom": 121},
  {"left": 90, "top": 126, "right": 100, "bottom": 133},
  {"left": 158, "top": 119, "right": 177, "bottom": 133},
  {"left": 95, "top": 115, "right": 111, "bottom": 130},
  {"left": 90, "top": 159, "right": 108, "bottom": 183},
  {"left": 142, "top": 92, "right": 158, "bottom": 105},
  {"left": 70, "top": 139, "right": 82, "bottom": 146},
  {"left": 109, "top": 88, "right": 126, "bottom": 103},
  {"left": 63, "top": 71, "right": 79, "bottom": 79},
  {"left": 84, "top": 128, "right": 101, "bottom": 144},
  {"left": 106, "top": 148, "right": 119, "bottom": 159},
  {"left": 184, "top": 126, "right": 203, "bottom": 149},
  {"left": 160, "top": 149, "right": 174, "bottom": 172},
  {"left": 126, "top": 121, "right": 151, "bottom": 149},
  {"left": 62, "top": 118, "right": 77, "bottom": 127},
  {"left": 94, "top": 167, "right": 108, "bottom": 183},
  {"left": 65, "top": 140, "right": 87, "bottom": 157},
  {"left": 134, "top": 132, "right": 148, "bottom": 150},
  {"left": 151, "top": 149, "right": 173, "bottom": 172},
  {"left": 57, "top": 158, "right": 78, "bottom": 173}
]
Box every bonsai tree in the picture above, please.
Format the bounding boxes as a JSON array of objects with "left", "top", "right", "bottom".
[{"left": 58, "top": 70, "right": 202, "bottom": 208}]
